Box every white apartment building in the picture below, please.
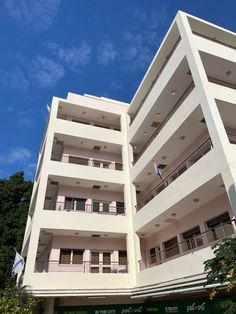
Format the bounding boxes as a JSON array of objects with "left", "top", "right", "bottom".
[{"left": 21, "top": 11, "right": 236, "bottom": 314}]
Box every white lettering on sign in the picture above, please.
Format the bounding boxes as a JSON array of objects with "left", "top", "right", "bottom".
[
  {"left": 186, "top": 302, "right": 205, "bottom": 312},
  {"left": 121, "top": 307, "right": 143, "bottom": 314}
]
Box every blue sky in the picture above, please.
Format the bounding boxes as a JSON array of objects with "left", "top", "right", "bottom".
[{"left": 0, "top": 0, "right": 236, "bottom": 180}]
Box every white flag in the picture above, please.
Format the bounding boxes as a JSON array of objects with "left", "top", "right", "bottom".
[{"left": 12, "top": 251, "right": 24, "bottom": 276}]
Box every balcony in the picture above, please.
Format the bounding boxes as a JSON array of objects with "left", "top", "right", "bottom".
[
  {"left": 44, "top": 200, "right": 125, "bottom": 215},
  {"left": 139, "top": 219, "right": 235, "bottom": 271},
  {"left": 137, "top": 138, "right": 212, "bottom": 211},
  {"left": 132, "top": 81, "right": 194, "bottom": 165},
  {"left": 129, "top": 36, "right": 182, "bottom": 126},
  {"left": 51, "top": 153, "right": 123, "bottom": 171},
  {"left": 36, "top": 260, "right": 128, "bottom": 274}
]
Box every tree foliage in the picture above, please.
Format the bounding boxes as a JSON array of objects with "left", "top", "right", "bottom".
[
  {"left": 0, "top": 286, "right": 39, "bottom": 314},
  {"left": 204, "top": 237, "right": 236, "bottom": 290},
  {"left": 0, "top": 172, "right": 32, "bottom": 290}
]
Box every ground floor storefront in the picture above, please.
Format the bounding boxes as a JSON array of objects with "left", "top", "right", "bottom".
[{"left": 56, "top": 296, "right": 236, "bottom": 314}]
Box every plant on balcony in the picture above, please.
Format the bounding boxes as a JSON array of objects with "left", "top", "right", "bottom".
[
  {"left": 0, "top": 286, "right": 39, "bottom": 314},
  {"left": 204, "top": 237, "right": 236, "bottom": 313}
]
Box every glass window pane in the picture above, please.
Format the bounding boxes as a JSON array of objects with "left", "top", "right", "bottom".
[
  {"left": 103, "top": 252, "right": 111, "bottom": 265},
  {"left": 60, "top": 249, "right": 71, "bottom": 264},
  {"left": 73, "top": 250, "right": 83, "bottom": 264},
  {"left": 91, "top": 252, "right": 99, "bottom": 264}
]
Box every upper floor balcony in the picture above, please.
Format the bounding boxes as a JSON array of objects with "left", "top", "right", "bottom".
[
  {"left": 128, "top": 21, "right": 182, "bottom": 126},
  {"left": 57, "top": 98, "right": 122, "bottom": 131},
  {"left": 51, "top": 133, "right": 123, "bottom": 170},
  {"left": 136, "top": 137, "right": 212, "bottom": 211},
  {"left": 188, "top": 14, "right": 236, "bottom": 51},
  {"left": 43, "top": 175, "right": 125, "bottom": 216}
]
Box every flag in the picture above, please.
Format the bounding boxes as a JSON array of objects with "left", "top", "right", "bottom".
[
  {"left": 153, "top": 160, "right": 164, "bottom": 181},
  {"left": 12, "top": 251, "right": 24, "bottom": 276}
]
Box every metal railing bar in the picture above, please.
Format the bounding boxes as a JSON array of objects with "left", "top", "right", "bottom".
[
  {"left": 137, "top": 138, "right": 212, "bottom": 210},
  {"left": 133, "top": 81, "right": 195, "bottom": 164},
  {"left": 130, "top": 36, "right": 182, "bottom": 125},
  {"left": 139, "top": 219, "right": 235, "bottom": 269},
  {"left": 192, "top": 31, "right": 236, "bottom": 51}
]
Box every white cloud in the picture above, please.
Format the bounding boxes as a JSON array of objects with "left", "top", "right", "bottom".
[
  {"left": 97, "top": 41, "right": 117, "bottom": 66},
  {"left": 17, "top": 109, "right": 34, "bottom": 126},
  {"left": 44, "top": 41, "right": 92, "bottom": 71},
  {"left": 122, "top": 32, "right": 153, "bottom": 72},
  {"left": 0, "top": 67, "right": 29, "bottom": 92},
  {"left": 29, "top": 56, "right": 64, "bottom": 88},
  {"left": 0, "top": 147, "right": 31, "bottom": 165},
  {"left": 3, "top": 0, "right": 61, "bottom": 32},
  {"left": 24, "top": 162, "right": 37, "bottom": 179}
]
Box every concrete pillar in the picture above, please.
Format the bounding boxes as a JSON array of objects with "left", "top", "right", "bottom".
[{"left": 44, "top": 298, "right": 55, "bottom": 314}]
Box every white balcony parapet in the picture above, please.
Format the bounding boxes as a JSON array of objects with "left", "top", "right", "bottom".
[{"left": 139, "top": 219, "right": 235, "bottom": 271}]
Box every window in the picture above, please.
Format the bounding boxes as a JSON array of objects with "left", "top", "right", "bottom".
[
  {"left": 60, "top": 249, "right": 71, "bottom": 264},
  {"left": 69, "top": 156, "right": 88, "bottom": 166},
  {"left": 102, "top": 202, "right": 110, "bottom": 212},
  {"left": 206, "top": 212, "right": 233, "bottom": 241},
  {"left": 103, "top": 252, "right": 111, "bottom": 265},
  {"left": 91, "top": 252, "right": 99, "bottom": 265},
  {"left": 119, "top": 251, "right": 127, "bottom": 265},
  {"left": 60, "top": 249, "right": 84, "bottom": 264},
  {"left": 182, "top": 226, "right": 203, "bottom": 252},
  {"left": 116, "top": 202, "right": 125, "bottom": 214},
  {"left": 90, "top": 251, "right": 112, "bottom": 273},
  {"left": 149, "top": 246, "right": 161, "bottom": 265},
  {"left": 72, "top": 250, "right": 83, "bottom": 264},
  {"left": 163, "top": 237, "right": 180, "bottom": 259},
  {"left": 92, "top": 200, "right": 111, "bottom": 213},
  {"left": 65, "top": 197, "right": 86, "bottom": 211}
]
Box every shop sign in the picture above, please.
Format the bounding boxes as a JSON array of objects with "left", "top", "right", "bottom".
[
  {"left": 183, "top": 300, "right": 211, "bottom": 314},
  {"left": 59, "top": 304, "right": 144, "bottom": 314}
]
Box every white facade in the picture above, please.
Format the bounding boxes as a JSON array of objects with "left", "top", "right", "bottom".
[{"left": 21, "top": 11, "right": 236, "bottom": 313}]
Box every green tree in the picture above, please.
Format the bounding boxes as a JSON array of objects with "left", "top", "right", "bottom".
[
  {"left": 204, "top": 237, "right": 236, "bottom": 313},
  {"left": 0, "top": 172, "right": 32, "bottom": 290},
  {"left": 0, "top": 286, "right": 39, "bottom": 314},
  {"left": 204, "top": 237, "right": 236, "bottom": 291}
]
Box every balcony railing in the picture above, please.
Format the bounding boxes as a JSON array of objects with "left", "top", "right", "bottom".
[
  {"left": 139, "top": 219, "right": 235, "bottom": 271},
  {"left": 44, "top": 201, "right": 125, "bottom": 215},
  {"left": 36, "top": 260, "right": 128, "bottom": 273},
  {"left": 192, "top": 31, "right": 236, "bottom": 51},
  {"left": 137, "top": 138, "right": 212, "bottom": 211},
  {"left": 132, "top": 81, "right": 195, "bottom": 165},
  {"left": 51, "top": 153, "right": 123, "bottom": 171},
  {"left": 129, "top": 36, "right": 182, "bottom": 125},
  {"left": 208, "top": 76, "right": 236, "bottom": 90},
  {"left": 59, "top": 116, "right": 121, "bottom": 131}
]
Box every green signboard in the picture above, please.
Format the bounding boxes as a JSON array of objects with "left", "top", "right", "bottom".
[
  {"left": 58, "top": 297, "right": 236, "bottom": 314},
  {"left": 58, "top": 304, "right": 144, "bottom": 314},
  {"left": 144, "top": 301, "right": 183, "bottom": 313},
  {"left": 182, "top": 299, "right": 211, "bottom": 314}
]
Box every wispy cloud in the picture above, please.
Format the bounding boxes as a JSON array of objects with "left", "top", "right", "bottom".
[
  {"left": 122, "top": 32, "right": 153, "bottom": 72},
  {"left": 121, "top": 6, "right": 168, "bottom": 72},
  {"left": 97, "top": 41, "right": 117, "bottom": 66},
  {"left": 0, "top": 67, "right": 29, "bottom": 92},
  {"left": 28, "top": 56, "right": 64, "bottom": 88},
  {"left": 17, "top": 109, "right": 34, "bottom": 126},
  {"left": 44, "top": 41, "right": 92, "bottom": 71},
  {"left": 0, "top": 147, "right": 31, "bottom": 164},
  {"left": 3, "top": 0, "right": 61, "bottom": 32},
  {"left": 24, "top": 162, "right": 37, "bottom": 179}
]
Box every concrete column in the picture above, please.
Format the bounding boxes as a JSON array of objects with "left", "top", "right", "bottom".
[{"left": 44, "top": 298, "right": 55, "bottom": 314}]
